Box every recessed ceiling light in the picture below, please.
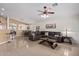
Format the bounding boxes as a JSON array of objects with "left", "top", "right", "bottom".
[{"left": 1, "top": 8, "right": 5, "bottom": 11}]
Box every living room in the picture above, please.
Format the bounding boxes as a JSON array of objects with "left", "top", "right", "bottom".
[{"left": 0, "top": 3, "right": 79, "bottom": 56}]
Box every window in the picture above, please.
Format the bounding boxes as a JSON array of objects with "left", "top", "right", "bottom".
[{"left": 9, "top": 23, "right": 17, "bottom": 30}]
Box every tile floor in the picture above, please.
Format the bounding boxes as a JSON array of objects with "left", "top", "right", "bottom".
[{"left": 0, "top": 36, "right": 79, "bottom": 56}]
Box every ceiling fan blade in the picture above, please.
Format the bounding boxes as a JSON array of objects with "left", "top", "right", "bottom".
[{"left": 48, "top": 12, "right": 55, "bottom": 14}]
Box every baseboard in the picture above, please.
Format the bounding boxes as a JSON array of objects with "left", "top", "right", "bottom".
[{"left": 0, "top": 40, "right": 9, "bottom": 45}]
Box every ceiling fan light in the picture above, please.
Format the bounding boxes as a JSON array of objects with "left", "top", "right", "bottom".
[
  {"left": 41, "top": 15, "right": 44, "bottom": 17},
  {"left": 46, "top": 15, "right": 49, "bottom": 17},
  {"left": 41, "top": 14, "right": 49, "bottom": 18}
]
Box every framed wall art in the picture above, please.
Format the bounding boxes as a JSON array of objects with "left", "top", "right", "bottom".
[{"left": 46, "top": 23, "right": 56, "bottom": 29}]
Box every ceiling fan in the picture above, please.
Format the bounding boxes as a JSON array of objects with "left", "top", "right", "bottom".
[{"left": 38, "top": 6, "right": 55, "bottom": 16}]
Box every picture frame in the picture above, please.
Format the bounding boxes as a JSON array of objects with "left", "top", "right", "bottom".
[{"left": 46, "top": 23, "right": 56, "bottom": 29}]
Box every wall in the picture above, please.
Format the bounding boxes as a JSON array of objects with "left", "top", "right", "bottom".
[
  {"left": 9, "top": 18, "right": 29, "bottom": 37},
  {"left": 0, "top": 16, "right": 9, "bottom": 43}
]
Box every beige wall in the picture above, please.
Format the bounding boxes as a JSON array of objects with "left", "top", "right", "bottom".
[
  {"left": 9, "top": 19, "right": 29, "bottom": 36},
  {"left": 0, "top": 16, "right": 29, "bottom": 43}
]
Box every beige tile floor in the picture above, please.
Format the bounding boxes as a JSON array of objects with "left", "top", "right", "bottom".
[{"left": 0, "top": 36, "right": 79, "bottom": 56}]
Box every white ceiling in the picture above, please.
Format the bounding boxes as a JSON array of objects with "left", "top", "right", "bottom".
[{"left": 0, "top": 3, "right": 79, "bottom": 24}]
